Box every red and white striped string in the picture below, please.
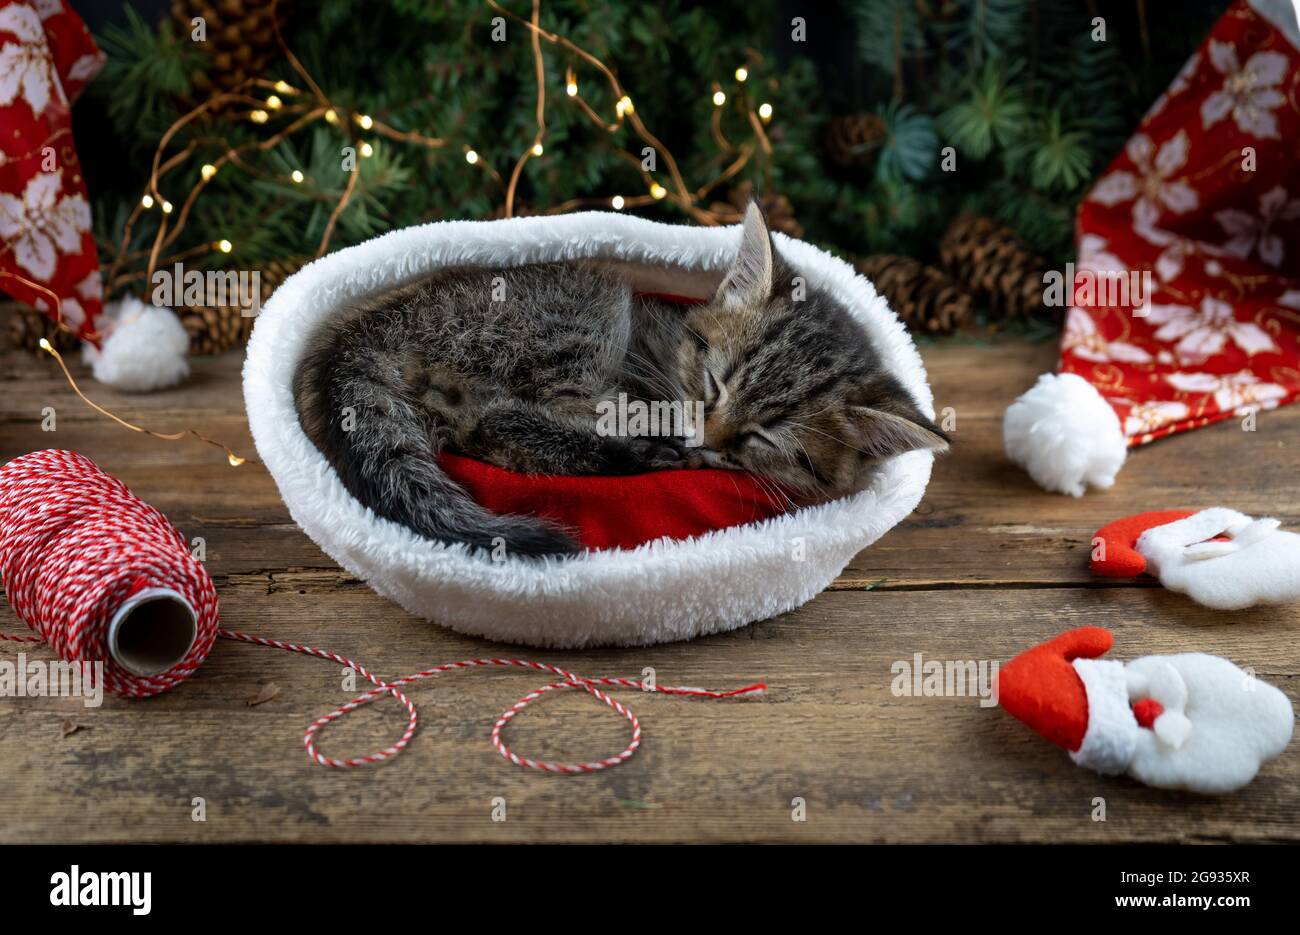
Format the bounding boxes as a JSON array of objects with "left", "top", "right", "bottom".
[{"left": 0, "top": 449, "right": 764, "bottom": 771}]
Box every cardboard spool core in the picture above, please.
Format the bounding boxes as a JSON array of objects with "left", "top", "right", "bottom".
[{"left": 107, "top": 588, "right": 198, "bottom": 677}]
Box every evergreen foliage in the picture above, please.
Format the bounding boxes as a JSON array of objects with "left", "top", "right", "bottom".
[{"left": 86, "top": 0, "right": 1226, "bottom": 294}]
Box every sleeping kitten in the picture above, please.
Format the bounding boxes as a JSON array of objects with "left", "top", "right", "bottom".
[{"left": 293, "top": 203, "right": 948, "bottom": 555}]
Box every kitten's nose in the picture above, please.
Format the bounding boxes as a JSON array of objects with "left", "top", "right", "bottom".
[
  {"left": 703, "top": 413, "right": 735, "bottom": 450},
  {"left": 698, "top": 449, "right": 728, "bottom": 468}
]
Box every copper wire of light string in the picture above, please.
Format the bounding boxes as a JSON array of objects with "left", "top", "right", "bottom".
[
  {"left": 105, "top": 0, "right": 775, "bottom": 285},
  {"left": 0, "top": 272, "right": 247, "bottom": 466},
  {"left": 38, "top": 339, "right": 248, "bottom": 467},
  {"left": 0, "top": 270, "right": 100, "bottom": 344},
  {"left": 7, "top": 1, "right": 777, "bottom": 463}
]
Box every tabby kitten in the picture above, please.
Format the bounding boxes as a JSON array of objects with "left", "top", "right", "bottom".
[{"left": 294, "top": 203, "right": 948, "bottom": 555}]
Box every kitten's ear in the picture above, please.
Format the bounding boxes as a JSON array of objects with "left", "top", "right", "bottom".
[
  {"left": 716, "top": 200, "right": 776, "bottom": 308},
  {"left": 846, "top": 403, "right": 950, "bottom": 460}
]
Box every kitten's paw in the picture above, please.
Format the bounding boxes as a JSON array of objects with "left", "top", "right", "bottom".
[
  {"left": 672, "top": 444, "right": 709, "bottom": 469},
  {"left": 634, "top": 436, "right": 687, "bottom": 468},
  {"left": 617, "top": 436, "right": 697, "bottom": 471}
]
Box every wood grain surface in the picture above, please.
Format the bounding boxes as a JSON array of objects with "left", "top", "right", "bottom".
[{"left": 1, "top": 339, "right": 1296, "bottom": 843}]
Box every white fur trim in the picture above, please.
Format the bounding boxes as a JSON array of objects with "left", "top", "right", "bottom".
[
  {"left": 1003, "top": 372, "right": 1127, "bottom": 496},
  {"left": 83, "top": 296, "right": 190, "bottom": 392},
  {"left": 1125, "top": 653, "right": 1294, "bottom": 794},
  {"left": 1070, "top": 658, "right": 1138, "bottom": 775},
  {"left": 242, "top": 212, "right": 935, "bottom": 648},
  {"left": 1137, "top": 507, "right": 1300, "bottom": 610}
]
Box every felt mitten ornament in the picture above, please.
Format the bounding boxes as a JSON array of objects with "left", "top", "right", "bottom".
[
  {"left": 1092, "top": 508, "right": 1300, "bottom": 609},
  {"left": 997, "top": 627, "right": 1293, "bottom": 793}
]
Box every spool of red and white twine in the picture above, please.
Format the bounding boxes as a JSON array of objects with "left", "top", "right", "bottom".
[{"left": 0, "top": 450, "right": 764, "bottom": 771}]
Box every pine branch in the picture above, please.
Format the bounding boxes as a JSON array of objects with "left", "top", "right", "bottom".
[{"left": 93, "top": 5, "right": 200, "bottom": 139}]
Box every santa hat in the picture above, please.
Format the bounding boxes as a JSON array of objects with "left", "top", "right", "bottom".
[
  {"left": 1004, "top": 1, "right": 1300, "bottom": 496},
  {"left": 996, "top": 627, "right": 1191, "bottom": 775}
]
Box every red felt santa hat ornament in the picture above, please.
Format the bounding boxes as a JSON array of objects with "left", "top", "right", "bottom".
[
  {"left": 996, "top": 626, "right": 1294, "bottom": 793},
  {"left": 1091, "top": 507, "right": 1300, "bottom": 610},
  {"left": 998, "top": 627, "right": 1147, "bottom": 776},
  {"left": 1004, "top": 0, "right": 1300, "bottom": 496},
  {"left": 1090, "top": 510, "right": 1195, "bottom": 578}
]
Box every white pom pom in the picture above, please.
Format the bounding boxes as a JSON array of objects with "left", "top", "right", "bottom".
[
  {"left": 1003, "top": 372, "right": 1127, "bottom": 497},
  {"left": 83, "top": 296, "right": 190, "bottom": 393}
]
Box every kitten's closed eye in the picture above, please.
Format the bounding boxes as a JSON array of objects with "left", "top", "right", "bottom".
[{"left": 739, "top": 427, "right": 778, "bottom": 449}]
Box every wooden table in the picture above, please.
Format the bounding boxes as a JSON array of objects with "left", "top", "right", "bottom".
[{"left": 1, "top": 340, "right": 1295, "bottom": 843}]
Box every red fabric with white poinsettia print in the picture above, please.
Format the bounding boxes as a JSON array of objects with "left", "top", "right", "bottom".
[
  {"left": 0, "top": 1, "right": 104, "bottom": 341},
  {"left": 1069, "top": 0, "right": 1300, "bottom": 446}
]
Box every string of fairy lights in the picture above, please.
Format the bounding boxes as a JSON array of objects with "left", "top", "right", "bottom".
[
  {"left": 31, "top": 0, "right": 782, "bottom": 465},
  {"left": 107, "top": 0, "right": 778, "bottom": 295}
]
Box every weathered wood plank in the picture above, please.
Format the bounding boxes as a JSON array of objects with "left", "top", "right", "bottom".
[
  {"left": 1, "top": 587, "right": 1294, "bottom": 843},
  {"left": 0, "top": 343, "right": 250, "bottom": 418},
  {"left": 1, "top": 342, "right": 1297, "bottom": 844}
]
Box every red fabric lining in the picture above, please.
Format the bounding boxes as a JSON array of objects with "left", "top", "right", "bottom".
[
  {"left": 633, "top": 290, "right": 708, "bottom": 306},
  {"left": 440, "top": 453, "right": 789, "bottom": 550}
]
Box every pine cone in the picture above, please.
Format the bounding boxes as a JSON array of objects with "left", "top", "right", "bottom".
[
  {"left": 171, "top": 0, "right": 289, "bottom": 96},
  {"left": 939, "top": 214, "right": 1047, "bottom": 320},
  {"left": 710, "top": 181, "right": 804, "bottom": 238},
  {"left": 0, "top": 302, "right": 80, "bottom": 352},
  {"left": 823, "top": 113, "right": 886, "bottom": 169},
  {"left": 857, "top": 255, "right": 974, "bottom": 335},
  {"left": 179, "top": 257, "right": 303, "bottom": 355}
]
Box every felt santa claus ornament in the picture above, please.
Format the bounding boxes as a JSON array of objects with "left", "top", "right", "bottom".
[
  {"left": 997, "top": 627, "right": 1294, "bottom": 793},
  {"left": 1004, "top": 0, "right": 1300, "bottom": 495},
  {"left": 1091, "top": 507, "right": 1300, "bottom": 609}
]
